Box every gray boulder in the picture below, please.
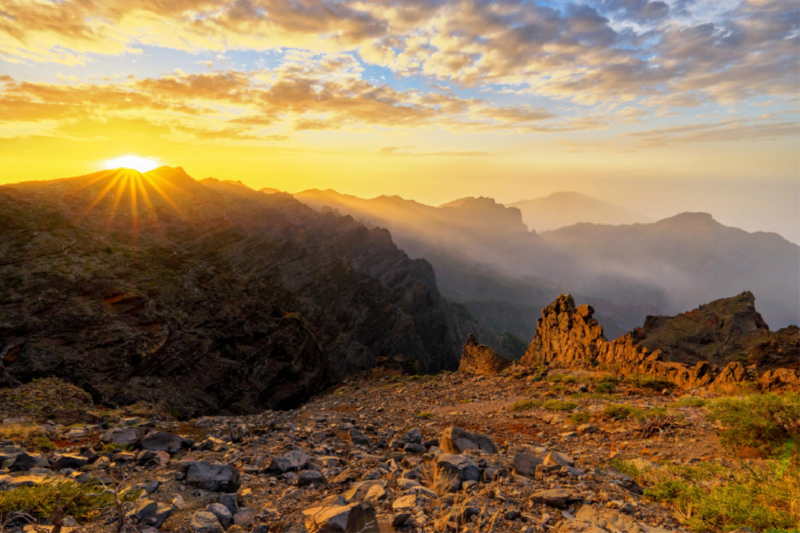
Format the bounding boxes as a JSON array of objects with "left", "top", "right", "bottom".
[
  {"left": 11, "top": 452, "right": 48, "bottom": 472},
  {"left": 101, "top": 428, "right": 143, "bottom": 447},
  {"left": 434, "top": 454, "right": 481, "bottom": 491},
  {"left": 513, "top": 452, "right": 543, "bottom": 477},
  {"left": 265, "top": 449, "right": 310, "bottom": 473},
  {"left": 440, "top": 426, "right": 497, "bottom": 455},
  {"left": 183, "top": 461, "right": 241, "bottom": 493},
  {"left": 141, "top": 431, "right": 183, "bottom": 454},
  {"left": 191, "top": 511, "right": 224, "bottom": 533},
  {"left": 303, "top": 502, "right": 380, "bottom": 533},
  {"left": 206, "top": 503, "right": 232, "bottom": 528},
  {"left": 52, "top": 454, "right": 88, "bottom": 470},
  {"left": 348, "top": 429, "right": 370, "bottom": 446}
]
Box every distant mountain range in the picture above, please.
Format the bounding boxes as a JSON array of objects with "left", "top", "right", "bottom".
[
  {"left": 293, "top": 189, "right": 800, "bottom": 348},
  {"left": 507, "top": 192, "right": 652, "bottom": 233}
]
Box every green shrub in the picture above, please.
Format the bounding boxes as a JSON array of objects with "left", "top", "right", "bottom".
[
  {"left": 0, "top": 480, "right": 139, "bottom": 522},
  {"left": 510, "top": 399, "right": 542, "bottom": 411},
  {"left": 706, "top": 393, "right": 800, "bottom": 457},
  {"left": 547, "top": 374, "right": 577, "bottom": 383},
  {"left": 35, "top": 436, "right": 56, "bottom": 452},
  {"left": 417, "top": 411, "right": 433, "bottom": 419},
  {"left": 669, "top": 396, "right": 707, "bottom": 408},
  {"left": 549, "top": 383, "right": 567, "bottom": 392},
  {"left": 543, "top": 399, "right": 578, "bottom": 411},
  {"left": 603, "top": 403, "right": 670, "bottom": 423},
  {"left": 568, "top": 412, "right": 590, "bottom": 425},
  {"left": 643, "top": 460, "right": 798, "bottom": 532},
  {"left": 607, "top": 458, "right": 642, "bottom": 479},
  {"left": 596, "top": 382, "right": 616, "bottom": 394},
  {"left": 603, "top": 403, "right": 639, "bottom": 420}
]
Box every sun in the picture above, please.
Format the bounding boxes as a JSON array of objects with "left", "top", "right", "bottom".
[{"left": 103, "top": 155, "right": 162, "bottom": 173}]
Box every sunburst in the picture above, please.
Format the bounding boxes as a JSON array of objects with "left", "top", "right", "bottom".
[
  {"left": 77, "top": 163, "right": 187, "bottom": 244},
  {"left": 103, "top": 155, "right": 161, "bottom": 173}
]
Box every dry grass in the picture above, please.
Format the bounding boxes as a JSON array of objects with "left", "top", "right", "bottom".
[{"left": 0, "top": 423, "right": 42, "bottom": 441}]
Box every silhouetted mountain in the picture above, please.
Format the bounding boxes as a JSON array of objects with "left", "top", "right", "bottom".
[
  {"left": 540, "top": 213, "right": 799, "bottom": 329},
  {"left": 294, "top": 190, "right": 799, "bottom": 337},
  {"left": 508, "top": 192, "right": 651, "bottom": 232},
  {"left": 0, "top": 168, "right": 459, "bottom": 416}
]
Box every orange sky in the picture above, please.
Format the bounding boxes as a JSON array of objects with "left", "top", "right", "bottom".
[{"left": 0, "top": 0, "right": 798, "bottom": 240}]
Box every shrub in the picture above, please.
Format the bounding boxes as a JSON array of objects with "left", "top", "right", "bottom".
[
  {"left": 0, "top": 480, "right": 139, "bottom": 522},
  {"left": 706, "top": 393, "right": 800, "bottom": 457},
  {"left": 417, "top": 411, "right": 433, "bottom": 419},
  {"left": 543, "top": 399, "right": 578, "bottom": 411},
  {"left": 510, "top": 399, "right": 542, "bottom": 411},
  {"left": 596, "top": 382, "right": 616, "bottom": 394},
  {"left": 643, "top": 457, "right": 798, "bottom": 532},
  {"left": 669, "top": 396, "right": 707, "bottom": 408},
  {"left": 603, "top": 403, "right": 639, "bottom": 420},
  {"left": 568, "top": 412, "right": 590, "bottom": 425},
  {"left": 550, "top": 384, "right": 567, "bottom": 392},
  {"left": 35, "top": 436, "right": 56, "bottom": 452},
  {"left": 547, "top": 374, "right": 577, "bottom": 383},
  {"left": 608, "top": 458, "right": 642, "bottom": 479}
]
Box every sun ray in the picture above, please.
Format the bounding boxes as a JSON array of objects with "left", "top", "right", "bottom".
[
  {"left": 130, "top": 171, "right": 139, "bottom": 247},
  {"left": 78, "top": 171, "right": 125, "bottom": 221},
  {"left": 137, "top": 174, "right": 165, "bottom": 238},
  {"left": 104, "top": 172, "right": 130, "bottom": 231},
  {"left": 143, "top": 174, "right": 188, "bottom": 219}
]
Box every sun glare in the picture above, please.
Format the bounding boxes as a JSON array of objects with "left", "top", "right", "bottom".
[{"left": 104, "top": 155, "right": 162, "bottom": 173}]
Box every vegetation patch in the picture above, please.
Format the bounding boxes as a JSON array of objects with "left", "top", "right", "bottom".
[
  {"left": 417, "top": 411, "right": 433, "bottom": 419},
  {"left": 669, "top": 396, "right": 707, "bottom": 408},
  {"left": 595, "top": 381, "right": 616, "bottom": 394},
  {"left": 706, "top": 393, "right": 800, "bottom": 458},
  {"left": 547, "top": 374, "right": 577, "bottom": 383},
  {"left": 0, "top": 480, "right": 139, "bottom": 523},
  {"left": 510, "top": 399, "right": 542, "bottom": 411},
  {"left": 568, "top": 412, "right": 590, "bottom": 425},
  {"left": 543, "top": 399, "right": 578, "bottom": 411},
  {"left": 616, "top": 451, "right": 799, "bottom": 533}
]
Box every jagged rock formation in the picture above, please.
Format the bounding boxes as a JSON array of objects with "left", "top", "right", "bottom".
[
  {"left": 522, "top": 295, "right": 605, "bottom": 368},
  {"left": 458, "top": 334, "right": 511, "bottom": 375},
  {"left": 522, "top": 294, "right": 799, "bottom": 391},
  {"left": 0, "top": 168, "right": 460, "bottom": 416}
]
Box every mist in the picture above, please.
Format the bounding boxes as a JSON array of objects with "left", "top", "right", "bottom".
[{"left": 294, "top": 189, "right": 800, "bottom": 346}]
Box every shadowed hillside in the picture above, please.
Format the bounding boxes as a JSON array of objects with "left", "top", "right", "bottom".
[{"left": 0, "top": 168, "right": 460, "bottom": 416}]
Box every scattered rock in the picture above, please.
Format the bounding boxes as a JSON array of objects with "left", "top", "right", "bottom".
[{"left": 440, "top": 426, "right": 497, "bottom": 455}]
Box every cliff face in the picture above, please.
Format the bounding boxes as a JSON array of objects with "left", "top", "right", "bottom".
[
  {"left": 521, "top": 294, "right": 798, "bottom": 391},
  {"left": 0, "top": 168, "right": 459, "bottom": 416}
]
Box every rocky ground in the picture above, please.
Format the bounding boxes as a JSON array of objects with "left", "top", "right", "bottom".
[{"left": 3, "top": 366, "right": 787, "bottom": 533}]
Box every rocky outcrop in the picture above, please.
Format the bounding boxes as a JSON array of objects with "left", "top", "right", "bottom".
[
  {"left": 0, "top": 168, "right": 460, "bottom": 416},
  {"left": 632, "top": 292, "right": 797, "bottom": 369},
  {"left": 522, "top": 294, "right": 798, "bottom": 391},
  {"left": 522, "top": 295, "right": 605, "bottom": 368},
  {"left": 458, "top": 334, "right": 511, "bottom": 375}
]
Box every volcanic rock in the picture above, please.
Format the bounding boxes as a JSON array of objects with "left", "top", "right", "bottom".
[{"left": 458, "top": 334, "right": 511, "bottom": 375}]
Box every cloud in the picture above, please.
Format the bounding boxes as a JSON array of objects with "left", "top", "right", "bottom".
[
  {"left": 0, "top": 0, "right": 796, "bottom": 109},
  {"left": 623, "top": 117, "right": 800, "bottom": 146}
]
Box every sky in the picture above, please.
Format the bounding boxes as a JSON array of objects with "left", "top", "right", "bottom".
[{"left": 0, "top": 0, "right": 798, "bottom": 241}]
